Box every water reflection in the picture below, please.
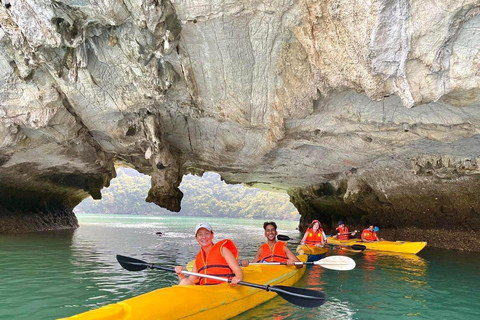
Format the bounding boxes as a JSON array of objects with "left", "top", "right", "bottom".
[
  {"left": 304, "top": 265, "right": 327, "bottom": 288},
  {"left": 3, "top": 215, "right": 480, "bottom": 320},
  {"left": 360, "top": 251, "right": 428, "bottom": 284},
  {"left": 362, "top": 250, "right": 378, "bottom": 271},
  {"left": 233, "top": 287, "right": 356, "bottom": 320}
]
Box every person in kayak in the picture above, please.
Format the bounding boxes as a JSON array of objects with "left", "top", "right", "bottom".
[
  {"left": 300, "top": 219, "right": 326, "bottom": 246},
  {"left": 361, "top": 225, "right": 380, "bottom": 242},
  {"left": 174, "top": 222, "right": 243, "bottom": 286},
  {"left": 362, "top": 226, "right": 385, "bottom": 242},
  {"left": 335, "top": 221, "right": 357, "bottom": 240},
  {"left": 241, "top": 221, "right": 302, "bottom": 268}
]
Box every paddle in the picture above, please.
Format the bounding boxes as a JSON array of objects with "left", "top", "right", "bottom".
[
  {"left": 116, "top": 255, "right": 326, "bottom": 308},
  {"left": 249, "top": 255, "right": 356, "bottom": 271},
  {"left": 336, "top": 230, "right": 358, "bottom": 236},
  {"left": 278, "top": 234, "right": 366, "bottom": 251},
  {"left": 324, "top": 243, "right": 367, "bottom": 252},
  {"left": 277, "top": 234, "right": 302, "bottom": 244}
]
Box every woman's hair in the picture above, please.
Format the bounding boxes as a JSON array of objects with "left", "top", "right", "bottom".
[
  {"left": 308, "top": 219, "right": 321, "bottom": 229},
  {"left": 263, "top": 221, "right": 277, "bottom": 230}
]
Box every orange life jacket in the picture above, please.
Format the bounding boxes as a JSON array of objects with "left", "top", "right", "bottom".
[
  {"left": 195, "top": 239, "right": 239, "bottom": 285},
  {"left": 305, "top": 228, "right": 324, "bottom": 245},
  {"left": 362, "top": 229, "right": 378, "bottom": 241},
  {"left": 336, "top": 226, "right": 350, "bottom": 240},
  {"left": 258, "top": 241, "right": 288, "bottom": 263}
]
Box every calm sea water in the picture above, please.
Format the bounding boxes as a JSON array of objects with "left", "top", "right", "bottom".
[{"left": 1, "top": 214, "right": 479, "bottom": 320}]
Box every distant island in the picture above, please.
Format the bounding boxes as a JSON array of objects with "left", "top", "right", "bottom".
[{"left": 75, "top": 168, "right": 299, "bottom": 220}]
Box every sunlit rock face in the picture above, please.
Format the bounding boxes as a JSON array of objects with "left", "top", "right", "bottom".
[{"left": 1, "top": 0, "right": 480, "bottom": 249}]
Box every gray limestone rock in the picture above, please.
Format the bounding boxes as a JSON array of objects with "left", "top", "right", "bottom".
[{"left": 2, "top": 0, "right": 480, "bottom": 250}]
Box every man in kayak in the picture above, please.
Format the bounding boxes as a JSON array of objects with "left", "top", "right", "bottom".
[
  {"left": 174, "top": 222, "right": 243, "bottom": 286},
  {"left": 242, "top": 221, "right": 302, "bottom": 268},
  {"left": 335, "top": 221, "right": 357, "bottom": 240},
  {"left": 300, "top": 219, "right": 326, "bottom": 246},
  {"left": 362, "top": 226, "right": 385, "bottom": 242},
  {"left": 361, "top": 225, "right": 380, "bottom": 242}
]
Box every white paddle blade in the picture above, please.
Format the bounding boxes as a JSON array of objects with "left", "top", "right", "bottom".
[{"left": 314, "top": 255, "right": 356, "bottom": 271}]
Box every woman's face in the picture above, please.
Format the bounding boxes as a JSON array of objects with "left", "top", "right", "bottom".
[
  {"left": 313, "top": 222, "right": 320, "bottom": 231},
  {"left": 196, "top": 228, "right": 214, "bottom": 247}
]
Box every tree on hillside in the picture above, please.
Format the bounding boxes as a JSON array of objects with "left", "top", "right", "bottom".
[{"left": 75, "top": 168, "right": 299, "bottom": 220}]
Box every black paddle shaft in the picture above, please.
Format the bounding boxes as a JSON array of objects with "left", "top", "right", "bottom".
[
  {"left": 277, "top": 234, "right": 366, "bottom": 251},
  {"left": 325, "top": 243, "right": 366, "bottom": 251}
]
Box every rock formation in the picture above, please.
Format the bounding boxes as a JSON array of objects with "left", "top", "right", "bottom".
[{"left": 2, "top": 0, "right": 480, "bottom": 250}]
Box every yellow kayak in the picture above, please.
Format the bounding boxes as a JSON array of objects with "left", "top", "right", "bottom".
[
  {"left": 326, "top": 238, "right": 427, "bottom": 254},
  {"left": 295, "top": 245, "right": 328, "bottom": 262},
  {"left": 58, "top": 255, "right": 308, "bottom": 320}
]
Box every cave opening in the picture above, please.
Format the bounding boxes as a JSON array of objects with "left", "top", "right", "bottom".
[{"left": 75, "top": 168, "right": 298, "bottom": 220}]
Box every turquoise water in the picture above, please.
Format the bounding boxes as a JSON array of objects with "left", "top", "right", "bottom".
[{"left": 1, "top": 214, "right": 479, "bottom": 319}]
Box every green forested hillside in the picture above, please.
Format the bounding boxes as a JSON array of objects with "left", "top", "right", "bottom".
[{"left": 75, "top": 168, "right": 299, "bottom": 220}]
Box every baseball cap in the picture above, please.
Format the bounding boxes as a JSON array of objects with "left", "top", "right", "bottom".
[
  {"left": 195, "top": 222, "right": 213, "bottom": 235},
  {"left": 338, "top": 220, "right": 344, "bottom": 225}
]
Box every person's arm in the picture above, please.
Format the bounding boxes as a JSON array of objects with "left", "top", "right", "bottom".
[
  {"left": 174, "top": 264, "right": 198, "bottom": 285},
  {"left": 251, "top": 247, "right": 262, "bottom": 263},
  {"left": 333, "top": 228, "right": 339, "bottom": 238},
  {"left": 284, "top": 246, "right": 303, "bottom": 269},
  {"left": 241, "top": 248, "right": 261, "bottom": 267},
  {"left": 321, "top": 230, "right": 327, "bottom": 245},
  {"left": 240, "top": 259, "right": 250, "bottom": 267},
  {"left": 351, "top": 230, "right": 357, "bottom": 236},
  {"left": 222, "top": 247, "right": 243, "bottom": 285},
  {"left": 345, "top": 228, "right": 356, "bottom": 239},
  {"left": 174, "top": 266, "right": 186, "bottom": 280},
  {"left": 300, "top": 232, "right": 308, "bottom": 245}
]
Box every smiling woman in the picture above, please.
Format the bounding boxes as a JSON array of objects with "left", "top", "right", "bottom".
[{"left": 174, "top": 222, "right": 243, "bottom": 286}]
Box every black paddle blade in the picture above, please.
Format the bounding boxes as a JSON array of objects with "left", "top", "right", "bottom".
[
  {"left": 277, "top": 234, "right": 292, "bottom": 241},
  {"left": 350, "top": 244, "right": 366, "bottom": 251},
  {"left": 116, "top": 255, "right": 149, "bottom": 271},
  {"left": 270, "top": 285, "right": 326, "bottom": 308}
]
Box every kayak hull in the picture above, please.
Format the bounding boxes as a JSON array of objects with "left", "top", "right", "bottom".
[
  {"left": 295, "top": 245, "right": 328, "bottom": 262},
  {"left": 59, "top": 255, "right": 308, "bottom": 320},
  {"left": 326, "top": 238, "right": 427, "bottom": 254}
]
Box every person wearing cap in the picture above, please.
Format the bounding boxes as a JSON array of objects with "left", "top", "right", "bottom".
[
  {"left": 335, "top": 221, "right": 356, "bottom": 240},
  {"left": 241, "top": 221, "right": 302, "bottom": 269},
  {"left": 361, "top": 225, "right": 380, "bottom": 242},
  {"left": 174, "top": 222, "right": 243, "bottom": 286},
  {"left": 300, "top": 220, "right": 326, "bottom": 246}
]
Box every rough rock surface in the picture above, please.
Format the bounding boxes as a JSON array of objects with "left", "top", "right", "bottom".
[{"left": 2, "top": 0, "right": 480, "bottom": 250}]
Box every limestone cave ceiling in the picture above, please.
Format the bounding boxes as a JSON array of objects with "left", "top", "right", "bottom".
[{"left": 2, "top": 0, "right": 480, "bottom": 235}]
